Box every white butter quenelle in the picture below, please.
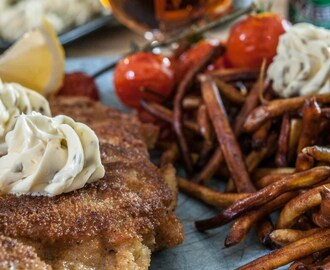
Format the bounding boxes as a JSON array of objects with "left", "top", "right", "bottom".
[
  {"left": 0, "top": 113, "right": 105, "bottom": 196},
  {"left": 267, "top": 23, "right": 330, "bottom": 97},
  {"left": 0, "top": 81, "right": 51, "bottom": 154}
]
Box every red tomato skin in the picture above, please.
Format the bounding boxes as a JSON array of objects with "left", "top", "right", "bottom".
[
  {"left": 226, "top": 14, "right": 289, "bottom": 69},
  {"left": 177, "top": 40, "right": 215, "bottom": 80},
  {"left": 57, "top": 72, "right": 99, "bottom": 100},
  {"left": 114, "top": 52, "right": 174, "bottom": 109},
  {"left": 208, "top": 53, "right": 232, "bottom": 71}
]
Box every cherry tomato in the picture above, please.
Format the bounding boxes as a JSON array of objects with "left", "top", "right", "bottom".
[
  {"left": 137, "top": 109, "right": 158, "bottom": 124},
  {"left": 176, "top": 40, "right": 215, "bottom": 80},
  {"left": 208, "top": 53, "right": 232, "bottom": 71},
  {"left": 226, "top": 13, "right": 290, "bottom": 69},
  {"left": 57, "top": 72, "right": 99, "bottom": 100},
  {"left": 114, "top": 52, "right": 174, "bottom": 109}
]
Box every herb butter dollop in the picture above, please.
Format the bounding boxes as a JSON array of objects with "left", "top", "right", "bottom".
[
  {"left": 0, "top": 81, "right": 51, "bottom": 154},
  {"left": 0, "top": 113, "right": 105, "bottom": 196},
  {"left": 267, "top": 23, "right": 330, "bottom": 97}
]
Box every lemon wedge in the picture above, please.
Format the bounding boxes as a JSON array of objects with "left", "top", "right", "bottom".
[
  {"left": 99, "top": 0, "right": 111, "bottom": 9},
  {"left": 0, "top": 20, "right": 65, "bottom": 96}
]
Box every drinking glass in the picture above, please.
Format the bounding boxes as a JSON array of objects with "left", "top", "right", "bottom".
[{"left": 101, "top": 0, "right": 235, "bottom": 41}]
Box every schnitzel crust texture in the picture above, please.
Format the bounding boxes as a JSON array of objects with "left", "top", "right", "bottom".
[{"left": 0, "top": 97, "right": 183, "bottom": 269}]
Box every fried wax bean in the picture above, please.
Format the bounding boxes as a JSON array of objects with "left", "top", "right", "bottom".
[
  {"left": 196, "top": 167, "right": 330, "bottom": 231},
  {"left": 215, "top": 79, "right": 246, "bottom": 105},
  {"left": 237, "top": 229, "right": 330, "bottom": 270},
  {"left": 174, "top": 45, "right": 225, "bottom": 174},
  {"left": 243, "top": 94, "right": 330, "bottom": 133},
  {"left": 297, "top": 98, "right": 322, "bottom": 154},
  {"left": 276, "top": 184, "right": 330, "bottom": 229},
  {"left": 276, "top": 113, "right": 290, "bottom": 167},
  {"left": 178, "top": 177, "right": 248, "bottom": 209},
  {"left": 200, "top": 75, "right": 254, "bottom": 193}
]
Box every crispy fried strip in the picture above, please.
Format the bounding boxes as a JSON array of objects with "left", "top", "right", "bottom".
[
  {"left": 276, "top": 113, "right": 290, "bottom": 167},
  {"left": 160, "top": 142, "right": 179, "bottom": 167},
  {"left": 313, "top": 189, "right": 330, "bottom": 228},
  {"left": 140, "top": 99, "right": 199, "bottom": 133},
  {"left": 172, "top": 39, "right": 191, "bottom": 59},
  {"left": 196, "top": 104, "right": 214, "bottom": 167},
  {"left": 224, "top": 133, "right": 276, "bottom": 190},
  {"left": 245, "top": 133, "right": 277, "bottom": 174},
  {"left": 297, "top": 98, "right": 322, "bottom": 154},
  {"left": 210, "top": 68, "right": 260, "bottom": 82},
  {"left": 253, "top": 167, "right": 295, "bottom": 182},
  {"left": 200, "top": 75, "right": 254, "bottom": 193},
  {"left": 288, "top": 257, "right": 315, "bottom": 270},
  {"left": 255, "top": 174, "right": 288, "bottom": 189},
  {"left": 237, "top": 229, "right": 330, "bottom": 270},
  {"left": 195, "top": 166, "right": 330, "bottom": 231},
  {"left": 243, "top": 93, "right": 330, "bottom": 133},
  {"left": 303, "top": 146, "right": 330, "bottom": 164},
  {"left": 194, "top": 147, "right": 223, "bottom": 184},
  {"left": 215, "top": 79, "right": 246, "bottom": 105},
  {"left": 288, "top": 250, "right": 330, "bottom": 270},
  {"left": 232, "top": 133, "right": 277, "bottom": 191},
  {"left": 276, "top": 184, "right": 330, "bottom": 229},
  {"left": 140, "top": 87, "right": 167, "bottom": 101},
  {"left": 173, "top": 45, "right": 224, "bottom": 174},
  {"left": 247, "top": 149, "right": 294, "bottom": 244},
  {"left": 258, "top": 59, "right": 269, "bottom": 106},
  {"left": 178, "top": 177, "right": 248, "bottom": 209},
  {"left": 182, "top": 96, "right": 202, "bottom": 109},
  {"left": 197, "top": 140, "right": 214, "bottom": 169},
  {"left": 251, "top": 121, "right": 271, "bottom": 150},
  {"left": 294, "top": 215, "right": 316, "bottom": 230},
  {"left": 270, "top": 228, "right": 321, "bottom": 246},
  {"left": 197, "top": 104, "right": 212, "bottom": 141},
  {"left": 225, "top": 192, "right": 296, "bottom": 247},
  {"left": 296, "top": 152, "right": 314, "bottom": 172},
  {"left": 288, "top": 119, "right": 303, "bottom": 163},
  {"left": 255, "top": 217, "right": 276, "bottom": 249},
  {"left": 234, "top": 80, "right": 266, "bottom": 136}
]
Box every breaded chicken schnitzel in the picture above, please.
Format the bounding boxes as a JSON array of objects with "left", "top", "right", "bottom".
[
  {"left": 0, "top": 235, "right": 50, "bottom": 270},
  {"left": 0, "top": 97, "right": 183, "bottom": 269}
]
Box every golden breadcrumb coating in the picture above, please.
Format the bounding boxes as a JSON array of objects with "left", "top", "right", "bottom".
[{"left": 0, "top": 97, "right": 183, "bottom": 269}]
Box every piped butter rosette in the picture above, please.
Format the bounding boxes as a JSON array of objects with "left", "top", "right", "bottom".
[
  {"left": 0, "top": 81, "right": 51, "bottom": 154},
  {"left": 0, "top": 113, "right": 105, "bottom": 196},
  {"left": 267, "top": 23, "right": 330, "bottom": 97}
]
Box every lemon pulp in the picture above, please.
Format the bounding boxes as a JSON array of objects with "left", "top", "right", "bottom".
[{"left": 0, "top": 20, "right": 65, "bottom": 96}]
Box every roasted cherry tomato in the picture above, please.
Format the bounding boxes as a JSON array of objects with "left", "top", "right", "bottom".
[
  {"left": 176, "top": 40, "right": 215, "bottom": 80},
  {"left": 208, "top": 53, "right": 232, "bottom": 71},
  {"left": 226, "top": 13, "right": 290, "bottom": 68},
  {"left": 114, "top": 52, "right": 174, "bottom": 109},
  {"left": 57, "top": 72, "right": 99, "bottom": 100}
]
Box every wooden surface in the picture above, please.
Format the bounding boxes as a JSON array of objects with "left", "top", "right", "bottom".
[{"left": 65, "top": 0, "right": 288, "bottom": 58}]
